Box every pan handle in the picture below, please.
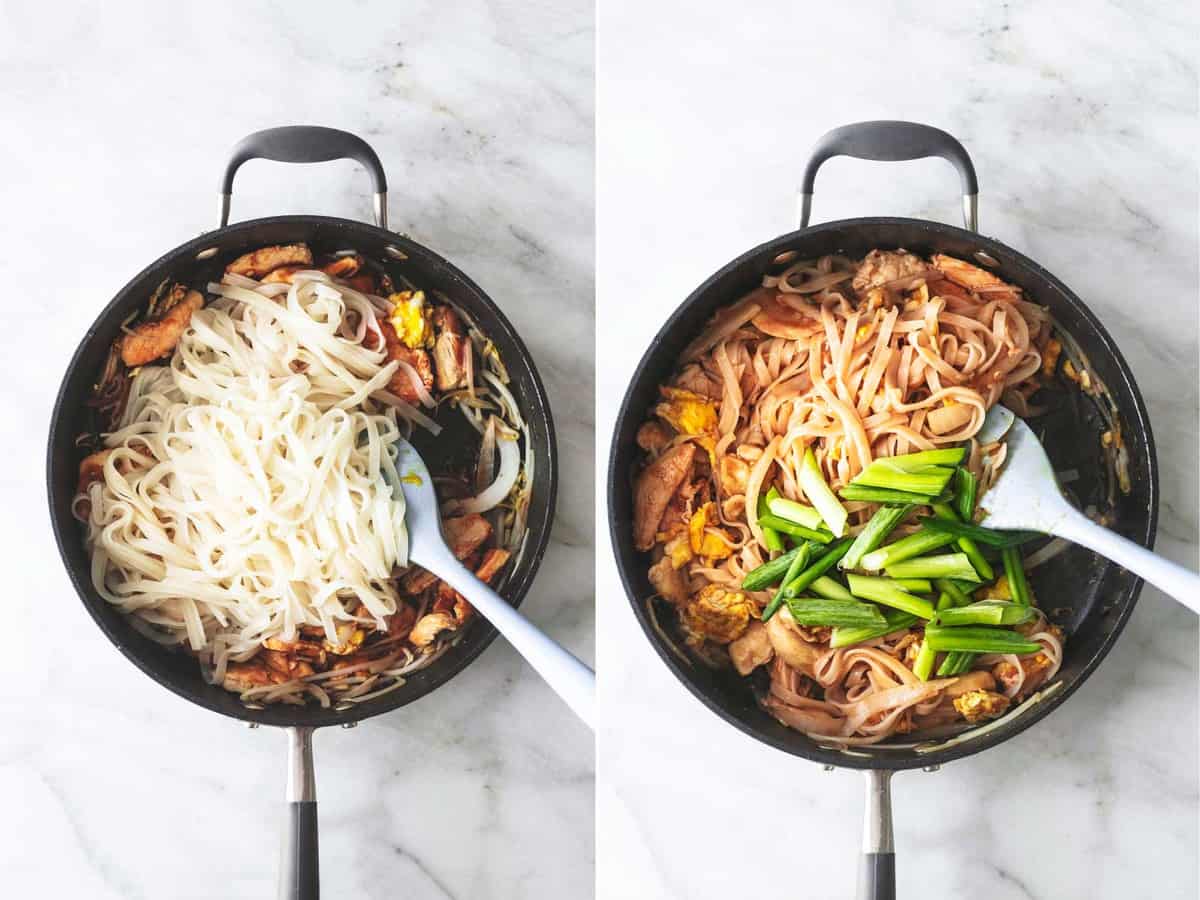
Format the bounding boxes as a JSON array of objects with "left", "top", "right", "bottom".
[
  {"left": 279, "top": 726, "right": 319, "bottom": 900},
  {"left": 856, "top": 769, "right": 895, "bottom": 900},
  {"left": 219, "top": 126, "right": 389, "bottom": 230},
  {"left": 797, "top": 121, "right": 978, "bottom": 233}
]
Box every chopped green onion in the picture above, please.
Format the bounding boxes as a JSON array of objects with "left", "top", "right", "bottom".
[
  {"left": 742, "top": 544, "right": 807, "bottom": 592},
  {"left": 766, "top": 496, "right": 825, "bottom": 530},
  {"left": 1002, "top": 546, "right": 1032, "bottom": 607},
  {"left": 809, "top": 575, "right": 855, "bottom": 602},
  {"left": 859, "top": 529, "right": 957, "bottom": 572},
  {"left": 781, "top": 538, "right": 853, "bottom": 599},
  {"left": 757, "top": 513, "right": 834, "bottom": 544},
  {"left": 840, "top": 504, "right": 913, "bottom": 571},
  {"left": 830, "top": 608, "right": 919, "bottom": 649},
  {"left": 761, "top": 542, "right": 815, "bottom": 622},
  {"left": 931, "top": 501, "right": 994, "bottom": 581},
  {"left": 883, "top": 448, "right": 967, "bottom": 469},
  {"left": 923, "top": 625, "right": 1043, "bottom": 655},
  {"left": 916, "top": 517, "right": 1042, "bottom": 548},
  {"left": 954, "top": 468, "right": 978, "bottom": 522},
  {"left": 934, "top": 578, "right": 974, "bottom": 607},
  {"left": 938, "top": 600, "right": 1036, "bottom": 627},
  {"left": 799, "top": 448, "right": 848, "bottom": 537},
  {"left": 892, "top": 577, "right": 934, "bottom": 593},
  {"left": 785, "top": 597, "right": 887, "bottom": 629},
  {"left": 845, "top": 574, "right": 936, "bottom": 619},
  {"left": 851, "top": 463, "right": 956, "bottom": 496},
  {"left": 912, "top": 637, "right": 937, "bottom": 681},
  {"left": 885, "top": 553, "right": 982, "bottom": 583},
  {"left": 936, "top": 651, "right": 977, "bottom": 676},
  {"left": 839, "top": 484, "right": 945, "bottom": 504},
  {"left": 759, "top": 489, "right": 784, "bottom": 553}
]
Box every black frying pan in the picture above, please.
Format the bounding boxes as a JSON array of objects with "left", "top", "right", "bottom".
[
  {"left": 607, "top": 122, "right": 1157, "bottom": 900},
  {"left": 46, "top": 127, "right": 558, "bottom": 900}
]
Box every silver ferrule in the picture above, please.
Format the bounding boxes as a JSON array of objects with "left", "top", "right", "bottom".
[
  {"left": 862, "top": 769, "right": 894, "bottom": 854},
  {"left": 962, "top": 193, "right": 979, "bottom": 233},
  {"left": 795, "top": 192, "right": 814, "bottom": 230},
  {"left": 285, "top": 726, "right": 316, "bottom": 803},
  {"left": 373, "top": 192, "right": 389, "bottom": 230}
]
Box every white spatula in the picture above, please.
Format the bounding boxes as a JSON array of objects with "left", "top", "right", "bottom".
[
  {"left": 389, "top": 437, "right": 595, "bottom": 728},
  {"left": 976, "top": 406, "right": 1199, "bottom": 612}
]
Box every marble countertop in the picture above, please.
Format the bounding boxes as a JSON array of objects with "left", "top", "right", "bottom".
[
  {"left": 0, "top": 2, "right": 593, "bottom": 898},
  {"left": 596, "top": 2, "right": 1198, "bottom": 899}
]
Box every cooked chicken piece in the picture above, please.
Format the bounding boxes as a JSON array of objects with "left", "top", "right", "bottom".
[
  {"left": 77, "top": 449, "right": 112, "bottom": 494},
  {"left": 795, "top": 625, "right": 832, "bottom": 644},
  {"left": 926, "top": 277, "right": 972, "bottom": 300},
  {"left": 680, "top": 584, "right": 751, "bottom": 644},
  {"left": 634, "top": 443, "right": 696, "bottom": 550},
  {"left": 636, "top": 421, "right": 672, "bottom": 454},
  {"left": 263, "top": 637, "right": 328, "bottom": 665},
  {"left": 384, "top": 603, "right": 417, "bottom": 639},
  {"left": 930, "top": 254, "right": 1004, "bottom": 290},
  {"left": 673, "top": 364, "right": 723, "bottom": 400},
  {"left": 223, "top": 660, "right": 287, "bottom": 692},
  {"left": 409, "top": 612, "right": 458, "bottom": 647},
  {"left": 992, "top": 647, "right": 1056, "bottom": 697},
  {"left": 953, "top": 689, "right": 1010, "bottom": 723},
  {"left": 718, "top": 455, "right": 750, "bottom": 494},
  {"left": 475, "top": 548, "right": 511, "bottom": 584},
  {"left": 648, "top": 554, "right": 690, "bottom": 606},
  {"left": 852, "top": 249, "right": 929, "bottom": 295},
  {"left": 120, "top": 288, "right": 204, "bottom": 366},
  {"left": 729, "top": 619, "right": 774, "bottom": 675},
  {"left": 426, "top": 547, "right": 511, "bottom": 637},
  {"left": 911, "top": 699, "right": 964, "bottom": 730},
  {"left": 659, "top": 477, "right": 702, "bottom": 542},
  {"left": 226, "top": 243, "right": 313, "bottom": 278},
  {"left": 379, "top": 317, "right": 435, "bottom": 404},
  {"left": 323, "top": 255, "right": 362, "bottom": 279},
  {"left": 401, "top": 566, "right": 439, "bottom": 595},
  {"left": 262, "top": 649, "right": 316, "bottom": 679},
  {"left": 431, "top": 306, "right": 470, "bottom": 391},
  {"left": 764, "top": 607, "right": 821, "bottom": 677},
  {"left": 443, "top": 514, "right": 493, "bottom": 560}
]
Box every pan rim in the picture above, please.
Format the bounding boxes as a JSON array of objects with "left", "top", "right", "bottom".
[
  {"left": 47, "top": 214, "right": 559, "bottom": 729},
  {"left": 606, "top": 215, "right": 1158, "bottom": 770}
]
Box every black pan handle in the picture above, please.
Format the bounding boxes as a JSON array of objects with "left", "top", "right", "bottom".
[
  {"left": 279, "top": 726, "right": 319, "bottom": 900},
  {"left": 856, "top": 769, "right": 895, "bottom": 900},
  {"left": 219, "top": 126, "right": 389, "bottom": 230},
  {"left": 798, "top": 121, "right": 978, "bottom": 233}
]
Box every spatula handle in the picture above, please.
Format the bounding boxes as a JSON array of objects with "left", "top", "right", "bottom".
[{"left": 1056, "top": 511, "right": 1200, "bottom": 613}]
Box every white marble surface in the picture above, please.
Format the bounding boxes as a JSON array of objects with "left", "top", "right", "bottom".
[
  {"left": 597, "top": 2, "right": 1198, "bottom": 898},
  {"left": 0, "top": 2, "right": 593, "bottom": 898}
]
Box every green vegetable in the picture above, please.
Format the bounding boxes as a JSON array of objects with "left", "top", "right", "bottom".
[
  {"left": 931, "top": 501, "right": 994, "bottom": 581},
  {"left": 759, "top": 489, "right": 784, "bottom": 553},
  {"left": 954, "top": 468, "right": 978, "bottom": 522},
  {"left": 936, "top": 651, "right": 977, "bottom": 676},
  {"left": 840, "top": 484, "right": 947, "bottom": 504},
  {"left": 799, "top": 448, "right": 848, "bottom": 537},
  {"left": 923, "top": 625, "right": 1043, "bottom": 655},
  {"left": 934, "top": 578, "right": 974, "bottom": 607},
  {"left": 882, "top": 448, "right": 967, "bottom": 469},
  {"left": 809, "top": 575, "right": 855, "bottom": 602},
  {"left": 785, "top": 597, "right": 887, "bottom": 629},
  {"left": 885, "top": 552, "right": 982, "bottom": 583},
  {"left": 830, "top": 608, "right": 919, "bottom": 649},
  {"left": 1002, "top": 546, "right": 1032, "bottom": 607},
  {"left": 766, "top": 496, "right": 825, "bottom": 530},
  {"left": 757, "top": 513, "right": 834, "bottom": 544},
  {"left": 845, "top": 574, "right": 936, "bottom": 619},
  {"left": 761, "top": 542, "right": 815, "bottom": 622},
  {"left": 781, "top": 538, "right": 854, "bottom": 599},
  {"left": 850, "top": 463, "right": 956, "bottom": 497},
  {"left": 912, "top": 637, "right": 937, "bottom": 681},
  {"left": 938, "top": 600, "right": 1036, "bottom": 627},
  {"left": 840, "top": 504, "right": 913, "bottom": 571},
  {"left": 891, "top": 578, "right": 934, "bottom": 594},
  {"left": 859, "top": 529, "right": 958, "bottom": 571},
  {"left": 742, "top": 544, "right": 807, "bottom": 592},
  {"left": 916, "top": 517, "right": 1042, "bottom": 548}
]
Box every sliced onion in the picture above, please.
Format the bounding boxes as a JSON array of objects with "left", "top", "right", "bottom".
[
  {"left": 1022, "top": 536, "right": 1072, "bottom": 571},
  {"left": 476, "top": 416, "right": 497, "bottom": 492},
  {"left": 394, "top": 359, "right": 436, "bottom": 409},
  {"left": 451, "top": 432, "right": 520, "bottom": 514}
]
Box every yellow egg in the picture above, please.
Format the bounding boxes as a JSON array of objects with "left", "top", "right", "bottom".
[
  {"left": 388, "top": 290, "right": 432, "bottom": 349},
  {"left": 656, "top": 387, "right": 717, "bottom": 436}
]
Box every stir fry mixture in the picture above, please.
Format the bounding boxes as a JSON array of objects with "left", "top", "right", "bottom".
[
  {"left": 75, "top": 243, "right": 533, "bottom": 708},
  {"left": 634, "top": 250, "right": 1066, "bottom": 744}
]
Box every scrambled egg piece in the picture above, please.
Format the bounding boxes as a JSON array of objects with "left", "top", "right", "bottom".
[
  {"left": 656, "top": 387, "right": 717, "bottom": 436},
  {"left": 953, "top": 690, "right": 1011, "bottom": 724},
  {"left": 664, "top": 533, "right": 693, "bottom": 569},
  {"left": 980, "top": 574, "right": 1011, "bottom": 601},
  {"left": 688, "top": 502, "right": 733, "bottom": 560},
  {"left": 681, "top": 584, "right": 752, "bottom": 644},
  {"left": 388, "top": 290, "right": 433, "bottom": 349}
]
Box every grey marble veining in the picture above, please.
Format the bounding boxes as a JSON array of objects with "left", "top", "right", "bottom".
[
  {"left": 0, "top": 1, "right": 593, "bottom": 898},
  {"left": 596, "top": 1, "right": 1198, "bottom": 898}
]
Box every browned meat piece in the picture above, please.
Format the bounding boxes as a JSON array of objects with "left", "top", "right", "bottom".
[
  {"left": 262, "top": 256, "right": 365, "bottom": 285},
  {"left": 673, "top": 364, "right": 723, "bottom": 400},
  {"left": 77, "top": 449, "right": 112, "bottom": 494},
  {"left": 385, "top": 602, "right": 417, "bottom": 639},
  {"left": 409, "top": 612, "right": 458, "bottom": 647},
  {"left": 401, "top": 566, "right": 440, "bottom": 595},
  {"left": 953, "top": 689, "right": 1010, "bottom": 723},
  {"left": 345, "top": 273, "right": 378, "bottom": 294},
  {"left": 764, "top": 607, "right": 821, "bottom": 677},
  {"left": 262, "top": 649, "right": 315, "bottom": 680},
  {"left": 475, "top": 548, "right": 511, "bottom": 583},
  {"left": 263, "top": 636, "right": 327, "bottom": 665},
  {"left": 225, "top": 243, "right": 313, "bottom": 278},
  {"left": 930, "top": 254, "right": 1004, "bottom": 290},
  {"left": 729, "top": 619, "right": 774, "bottom": 675},
  {"left": 120, "top": 288, "right": 204, "bottom": 366},
  {"left": 431, "top": 306, "right": 470, "bottom": 391},
  {"left": 647, "top": 554, "right": 689, "bottom": 606},
  {"left": 851, "top": 249, "right": 928, "bottom": 295},
  {"left": 223, "top": 660, "right": 287, "bottom": 692},
  {"left": 443, "top": 514, "right": 493, "bottom": 560},
  {"left": 636, "top": 421, "right": 672, "bottom": 454},
  {"left": 992, "top": 649, "right": 1056, "bottom": 697},
  {"left": 379, "top": 317, "right": 435, "bottom": 404},
  {"left": 633, "top": 443, "right": 696, "bottom": 550}
]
